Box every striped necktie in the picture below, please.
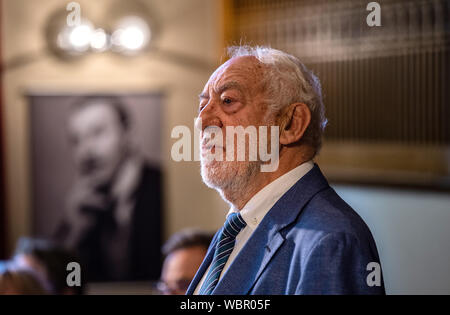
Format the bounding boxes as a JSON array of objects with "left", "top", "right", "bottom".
[{"left": 199, "top": 212, "right": 247, "bottom": 295}]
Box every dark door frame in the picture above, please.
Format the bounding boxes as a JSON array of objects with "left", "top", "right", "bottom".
[{"left": 0, "top": 0, "right": 7, "bottom": 259}]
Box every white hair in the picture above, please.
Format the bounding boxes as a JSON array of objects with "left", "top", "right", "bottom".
[{"left": 228, "top": 45, "right": 328, "bottom": 155}]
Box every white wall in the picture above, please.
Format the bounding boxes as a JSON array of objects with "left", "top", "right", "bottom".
[{"left": 334, "top": 184, "right": 450, "bottom": 294}]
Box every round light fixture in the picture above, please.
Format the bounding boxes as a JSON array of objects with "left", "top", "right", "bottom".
[
  {"left": 49, "top": 8, "right": 152, "bottom": 57},
  {"left": 90, "top": 28, "right": 109, "bottom": 51},
  {"left": 57, "top": 19, "right": 94, "bottom": 54},
  {"left": 111, "top": 16, "right": 151, "bottom": 54}
]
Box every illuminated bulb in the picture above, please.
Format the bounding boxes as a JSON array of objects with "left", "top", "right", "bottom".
[
  {"left": 120, "top": 26, "right": 145, "bottom": 50},
  {"left": 56, "top": 19, "right": 95, "bottom": 54},
  {"left": 90, "top": 29, "right": 108, "bottom": 51},
  {"left": 112, "top": 16, "right": 151, "bottom": 53},
  {"left": 69, "top": 24, "right": 93, "bottom": 51}
]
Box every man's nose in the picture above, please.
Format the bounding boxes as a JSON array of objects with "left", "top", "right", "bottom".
[{"left": 196, "top": 99, "right": 222, "bottom": 131}]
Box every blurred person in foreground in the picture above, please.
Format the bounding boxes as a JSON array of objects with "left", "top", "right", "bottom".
[
  {"left": 0, "top": 267, "right": 48, "bottom": 295},
  {"left": 158, "top": 230, "right": 213, "bottom": 295},
  {"left": 187, "top": 46, "right": 385, "bottom": 295},
  {"left": 12, "top": 237, "right": 82, "bottom": 295},
  {"left": 54, "top": 96, "right": 162, "bottom": 282}
]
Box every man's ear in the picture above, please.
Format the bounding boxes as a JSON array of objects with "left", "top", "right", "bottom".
[{"left": 279, "top": 103, "right": 311, "bottom": 145}]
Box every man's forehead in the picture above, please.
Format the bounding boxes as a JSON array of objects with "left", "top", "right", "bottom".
[
  {"left": 69, "top": 103, "right": 117, "bottom": 130},
  {"left": 203, "top": 56, "right": 264, "bottom": 92}
]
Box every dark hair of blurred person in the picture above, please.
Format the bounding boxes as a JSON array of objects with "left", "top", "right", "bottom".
[
  {"left": 13, "top": 237, "right": 83, "bottom": 295},
  {"left": 158, "top": 229, "right": 213, "bottom": 295},
  {"left": 0, "top": 268, "right": 49, "bottom": 295}
]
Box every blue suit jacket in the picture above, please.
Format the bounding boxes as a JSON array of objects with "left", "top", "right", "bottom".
[{"left": 187, "top": 164, "right": 385, "bottom": 295}]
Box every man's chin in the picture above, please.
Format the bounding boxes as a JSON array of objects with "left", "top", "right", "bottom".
[
  {"left": 200, "top": 162, "right": 231, "bottom": 190},
  {"left": 200, "top": 160, "right": 261, "bottom": 191},
  {"left": 81, "top": 170, "right": 114, "bottom": 191}
]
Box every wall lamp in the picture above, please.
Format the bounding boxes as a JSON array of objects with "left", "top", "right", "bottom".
[
  {"left": 3, "top": 2, "right": 213, "bottom": 72},
  {"left": 56, "top": 15, "right": 151, "bottom": 56}
]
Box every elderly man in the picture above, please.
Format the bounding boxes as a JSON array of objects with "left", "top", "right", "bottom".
[{"left": 187, "top": 46, "right": 385, "bottom": 295}]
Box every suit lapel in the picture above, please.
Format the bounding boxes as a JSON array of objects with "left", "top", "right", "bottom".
[
  {"left": 212, "top": 164, "right": 330, "bottom": 295},
  {"left": 212, "top": 226, "right": 285, "bottom": 295}
]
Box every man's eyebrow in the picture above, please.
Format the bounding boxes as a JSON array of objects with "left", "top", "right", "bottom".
[
  {"left": 198, "top": 92, "right": 209, "bottom": 100},
  {"left": 198, "top": 81, "right": 243, "bottom": 101},
  {"left": 215, "top": 81, "right": 243, "bottom": 95}
]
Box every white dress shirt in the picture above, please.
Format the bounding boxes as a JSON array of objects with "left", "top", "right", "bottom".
[{"left": 194, "top": 160, "right": 314, "bottom": 294}]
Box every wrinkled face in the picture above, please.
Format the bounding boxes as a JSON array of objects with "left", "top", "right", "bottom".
[
  {"left": 197, "top": 56, "right": 271, "bottom": 192},
  {"left": 161, "top": 246, "right": 207, "bottom": 295},
  {"left": 68, "top": 103, "right": 128, "bottom": 188}
]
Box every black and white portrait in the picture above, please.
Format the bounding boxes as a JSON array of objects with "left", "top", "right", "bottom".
[{"left": 28, "top": 93, "right": 164, "bottom": 282}]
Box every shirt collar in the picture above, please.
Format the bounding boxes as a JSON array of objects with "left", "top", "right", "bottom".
[{"left": 227, "top": 160, "right": 314, "bottom": 230}]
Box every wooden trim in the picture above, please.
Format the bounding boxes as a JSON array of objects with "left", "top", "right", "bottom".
[
  {"left": 316, "top": 142, "right": 450, "bottom": 191},
  {"left": 219, "top": 0, "right": 234, "bottom": 60},
  {"left": 0, "top": 0, "right": 7, "bottom": 259}
]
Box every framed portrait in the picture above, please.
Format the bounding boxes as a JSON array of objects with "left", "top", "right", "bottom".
[{"left": 28, "top": 92, "right": 164, "bottom": 282}]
